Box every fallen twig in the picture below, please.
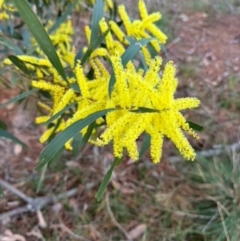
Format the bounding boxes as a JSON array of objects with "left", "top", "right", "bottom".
[{"left": 0, "top": 179, "right": 78, "bottom": 221}]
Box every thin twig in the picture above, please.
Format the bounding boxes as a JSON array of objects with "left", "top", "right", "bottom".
[
  {"left": 105, "top": 193, "right": 133, "bottom": 241},
  {"left": 0, "top": 179, "right": 78, "bottom": 220},
  {"left": 168, "top": 142, "right": 240, "bottom": 164},
  {"left": 0, "top": 179, "right": 33, "bottom": 203}
]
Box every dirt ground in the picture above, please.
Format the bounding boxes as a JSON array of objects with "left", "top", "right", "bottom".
[{"left": 0, "top": 9, "right": 240, "bottom": 241}]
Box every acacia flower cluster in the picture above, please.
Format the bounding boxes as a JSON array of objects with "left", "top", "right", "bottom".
[
  {"left": 3, "top": 19, "right": 74, "bottom": 72},
  {"left": 84, "top": 0, "right": 167, "bottom": 66},
  {"left": 29, "top": 48, "right": 200, "bottom": 163},
  {"left": 4, "top": 0, "right": 201, "bottom": 163}
]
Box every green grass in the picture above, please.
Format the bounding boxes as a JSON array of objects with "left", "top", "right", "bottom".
[{"left": 181, "top": 153, "right": 240, "bottom": 241}]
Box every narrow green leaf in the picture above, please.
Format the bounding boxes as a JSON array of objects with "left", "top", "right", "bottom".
[
  {"left": 138, "top": 51, "right": 148, "bottom": 72},
  {"left": 36, "top": 108, "right": 114, "bottom": 170},
  {"left": 12, "top": 0, "right": 67, "bottom": 81},
  {"left": 0, "top": 89, "right": 38, "bottom": 109},
  {"left": 36, "top": 164, "right": 47, "bottom": 193},
  {"left": 48, "top": 117, "right": 62, "bottom": 142},
  {"left": 130, "top": 107, "right": 159, "bottom": 113},
  {"left": 72, "top": 133, "right": 82, "bottom": 157},
  {"left": 0, "top": 36, "right": 23, "bottom": 54},
  {"left": 43, "top": 103, "right": 74, "bottom": 126},
  {"left": 48, "top": 0, "right": 78, "bottom": 34},
  {"left": 121, "top": 38, "right": 152, "bottom": 66},
  {"left": 90, "top": 0, "right": 103, "bottom": 46},
  {"left": 95, "top": 157, "right": 121, "bottom": 201},
  {"left": 71, "top": 122, "right": 95, "bottom": 157},
  {"left": 70, "top": 83, "right": 80, "bottom": 93},
  {"left": 0, "top": 129, "right": 27, "bottom": 148},
  {"left": 8, "top": 55, "right": 30, "bottom": 76},
  {"left": 79, "top": 121, "right": 95, "bottom": 148},
  {"left": 187, "top": 121, "right": 204, "bottom": 132},
  {"left": 139, "top": 133, "right": 150, "bottom": 157},
  {"left": 108, "top": 38, "right": 152, "bottom": 96},
  {"left": 81, "top": 47, "right": 92, "bottom": 66}
]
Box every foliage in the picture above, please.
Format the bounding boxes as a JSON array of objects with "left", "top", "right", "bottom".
[{"left": 0, "top": 0, "right": 202, "bottom": 199}]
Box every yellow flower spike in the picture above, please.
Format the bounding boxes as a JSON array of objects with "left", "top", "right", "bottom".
[
  {"left": 122, "top": 113, "right": 142, "bottom": 136},
  {"left": 90, "top": 48, "right": 108, "bottom": 58},
  {"left": 138, "top": 0, "right": 148, "bottom": 19},
  {"left": 140, "top": 12, "right": 161, "bottom": 30},
  {"left": 89, "top": 58, "right": 109, "bottom": 80},
  {"left": 88, "top": 78, "right": 106, "bottom": 90},
  {"left": 105, "top": 107, "right": 123, "bottom": 125},
  {"left": 35, "top": 116, "right": 50, "bottom": 124},
  {"left": 157, "top": 61, "right": 177, "bottom": 104},
  {"left": 146, "top": 24, "right": 167, "bottom": 44},
  {"left": 74, "top": 60, "right": 89, "bottom": 98},
  {"left": 125, "top": 141, "right": 139, "bottom": 161},
  {"left": 118, "top": 5, "right": 132, "bottom": 35},
  {"left": 84, "top": 26, "right": 91, "bottom": 44},
  {"left": 150, "top": 39, "right": 161, "bottom": 52},
  {"left": 144, "top": 56, "right": 162, "bottom": 87},
  {"left": 37, "top": 102, "right": 52, "bottom": 113},
  {"left": 129, "top": 20, "right": 141, "bottom": 37},
  {"left": 122, "top": 114, "right": 150, "bottom": 157},
  {"left": 93, "top": 59, "right": 109, "bottom": 79},
  {"left": 99, "top": 18, "right": 114, "bottom": 50},
  {"left": 18, "top": 56, "right": 52, "bottom": 67},
  {"left": 97, "top": 111, "right": 133, "bottom": 146},
  {"left": 111, "top": 41, "right": 124, "bottom": 55},
  {"left": 175, "top": 112, "right": 198, "bottom": 138},
  {"left": 111, "top": 53, "right": 131, "bottom": 108},
  {"left": 39, "top": 128, "right": 54, "bottom": 143},
  {"left": 51, "top": 87, "right": 65, "bottom": 112},
  {"left": 65, "top": 139, "right": 73, "bottom": 151},
  {"left": 109, "top": 20, "right": 128, "bottom": 44},
  {"left": 106, "top": 0, "right": 113, "bottom": 9},
  {"left": 167, "top": 126, "right": 196, "bottom": 161},
  {"left": 88, "top": 80, "right": 108, "bottom": 102},
  {"left": 39, "top": 121, "right": 65, "bottom": 144},
  {"left": 53, "top": 88, "right": 75, "bottom": 114},
  {"left": 89, "top": 59, "right": 102, "bottom": 79},
  {"left": 174, "top": 98, "right": 201, "bottom": 111},
  {"left": 36, "top": 68, "right": 44, "bottom": 78},
  {"left": 141, "top": 46, "right": 152, "bottom": 66},
  {"left": 61, "top": 52, "right": 74, "bottom": 67},
  {"left": 49, "top": 68, "right": 67, "bottom": 87},
  {"left": 58, "top": 42, "right": 67, "bottom": 55},
  {"left": 147, "top": 126, "right": 164, "bottom": 164},
  {"left": 31, "top": 80, "right": 54, "bottom": 91}
]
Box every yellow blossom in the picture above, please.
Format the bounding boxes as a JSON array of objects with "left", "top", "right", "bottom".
[
  {"left": 95, "top": 53, "right": 200, "bottom": 163},
  {"left": 107, "top": 0, "right": 167, "bottom": 64},
  {"left": 74, "top": 60, "right": 90, "bottom": 98}
]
